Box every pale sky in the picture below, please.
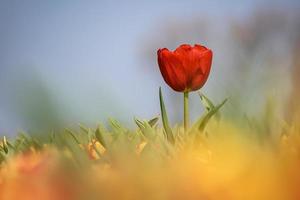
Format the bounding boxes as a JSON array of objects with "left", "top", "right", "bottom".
[{"left": 0, "top": 0, "right": 299, "bottom": 134}]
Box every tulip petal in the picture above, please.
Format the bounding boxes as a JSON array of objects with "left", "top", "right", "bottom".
[
  {"left": 157, "top": 49, "right": 172, "bottom": 86},
  {"left": 189, "top": 49, "right": 213, "bottom": 91},
  {"left": 158, "top": 49, "right": 186, "bottom": 91}
]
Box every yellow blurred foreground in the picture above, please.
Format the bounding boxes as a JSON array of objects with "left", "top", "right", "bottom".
[{"left": 0, "top": 118, "right": 300, "bottom": 200}]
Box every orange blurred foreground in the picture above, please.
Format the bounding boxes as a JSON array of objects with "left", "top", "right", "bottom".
[{"left": 0, "top": 121, "right": 300, "bottom": 200}]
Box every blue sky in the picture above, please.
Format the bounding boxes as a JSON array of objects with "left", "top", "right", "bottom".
[{"left": 0, "top": 0, "right": 299, "bottom": 134}]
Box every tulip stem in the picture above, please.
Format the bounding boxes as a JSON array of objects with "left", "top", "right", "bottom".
[{"left": 184, "top": 91, "right": 189, "bottom": 131}]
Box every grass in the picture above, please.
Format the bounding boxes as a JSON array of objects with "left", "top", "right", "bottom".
[{"left": 0, "top": 90, "right": 300, "bottom": 200}]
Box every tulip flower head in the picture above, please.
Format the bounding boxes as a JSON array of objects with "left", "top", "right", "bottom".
[
  {"left": 157, "top": 44, "right": 213, "bottom": 130},
  {"left": 157, "top": 44, "right": 213, "bottom": 92}
]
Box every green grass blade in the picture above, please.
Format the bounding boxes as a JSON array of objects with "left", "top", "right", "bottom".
[
  {"left": 189, "top": 98, "right": 227, "bottom": 135},
  {"left": 79, "top": 124, "right": 90, "bottom": 134},
  {"left": 199, "top": 92, "right": 223, "bottom": 120},
  {"left": 65, "top": 129, "right": 80, "bottom": 144},
  {"left": 148, "top": 117, "right": 159, "bottom": 127},
  {"left": 198, "top": 98, "right": 228, "bottom": 131},
  {"left": 109, "top": 118, "right": 127, "bottom": 133},
  {"left": 95, "top": 127, "right": 107, "bottom": 148},
  {"left": 3, "top": 136, "right": 8, "bottom": 154},
  {"left": 199, "top": 92, "right": 215, "bottom": 111},
  {"left": 159, "top": 87, "right": 175, "bottom": 144},
  {"left": 134, "top": 118, "right": 156, "bottom": 140},
  {"left": 6, "top": 141, "right": 16, "bottom": 151}
]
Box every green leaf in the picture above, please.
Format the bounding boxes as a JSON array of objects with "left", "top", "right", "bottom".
[
  {"left": 199, "top": 92, "right": 222, "bottom": 120},
  {"left": 79, "top": 124, "right": 90, "bottom": 134},
  {"left": 134, "top": 118, "right": 156, "bottom": 140},
  {"left": 148, "top": 117, "right": 159, "bottom": 127},
  {"left": 95, "top": 127, "right": 107, "bottom": 148},
  {"left": 6, "top": 141, "right": 16, "bottom": 151},
  {"left": 65, "top": 129, "right": 80, "bottom": 144},
  {"left": 2, "top": 136, "right": 8, "bottom": 154},
  {"left": 198, "top": 98, "right": 227, "bottom": 131},
  {"left": 199, "top": 92, "right": 215, "bottom": 111},
  {"left": 18, "top": 133, "right": 32, "bottom": 148},
  {"left": 190, "top": 98, "right": 227, "bottom": 134},
  {"left": 159, "top": 87, "right": 175, "bottom": 144},
  {"left": 109, "top": 118, "right": 127, "bottom": 133},
  {"left": 134, "top": 118, "right": 145, "bottom": 130}
]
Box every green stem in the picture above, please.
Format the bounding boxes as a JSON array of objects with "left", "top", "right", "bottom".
[{"left": 184, "top": 91, "right": 189, "bottom": 131}]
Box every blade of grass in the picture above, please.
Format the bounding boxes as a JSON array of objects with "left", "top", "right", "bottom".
[
  {"left": 109, "top": 118, "right": 127, "bottom": 133},
  {"left": 95, "top": 127, "right": 107, "bottom": 148},
  {"left": 79, "top": 124, "right": 90, "bottom": 134},
  {"left": 134, "top": 118, "right": 156, "bottom": 140},
  {"left": 65, "top": 128, "right": 80, "bottom": 144},
  {"left": 148, "top": 116, "right": 159, "bottom": 127},
  {"left": 3, "top": 136, "right": 8, "bottom": 154},
  {"left": 189, "top": 98, "right": 227, "bottom": 135},
  {"left": 199, "top": 92, "right": 224, "bottom": 121},
  {"left": 198, "top": 98, "right": 228, "bottom": 131},
  {"left": 199, "top": 92, "right": 215, "bottom": 111},
  {"left": 6, "top": 141, "right": 16, "bottom": 151},
  {"left": 159, "top": 87, "right": 175, "bottom": 144}
]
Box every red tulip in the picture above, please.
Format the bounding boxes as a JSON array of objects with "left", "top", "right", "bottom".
[{"left": 157, "top": 44, "right": 213, "bottom": 92}]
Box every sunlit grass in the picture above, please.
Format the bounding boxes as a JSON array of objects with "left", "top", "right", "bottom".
[{"left": 0, "top": 92, "right": 300, "bottom": 200}]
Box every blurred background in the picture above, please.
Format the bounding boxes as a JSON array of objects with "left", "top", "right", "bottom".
[{"left": 0, "top": 0, "right": 300, "bottom": 135}]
